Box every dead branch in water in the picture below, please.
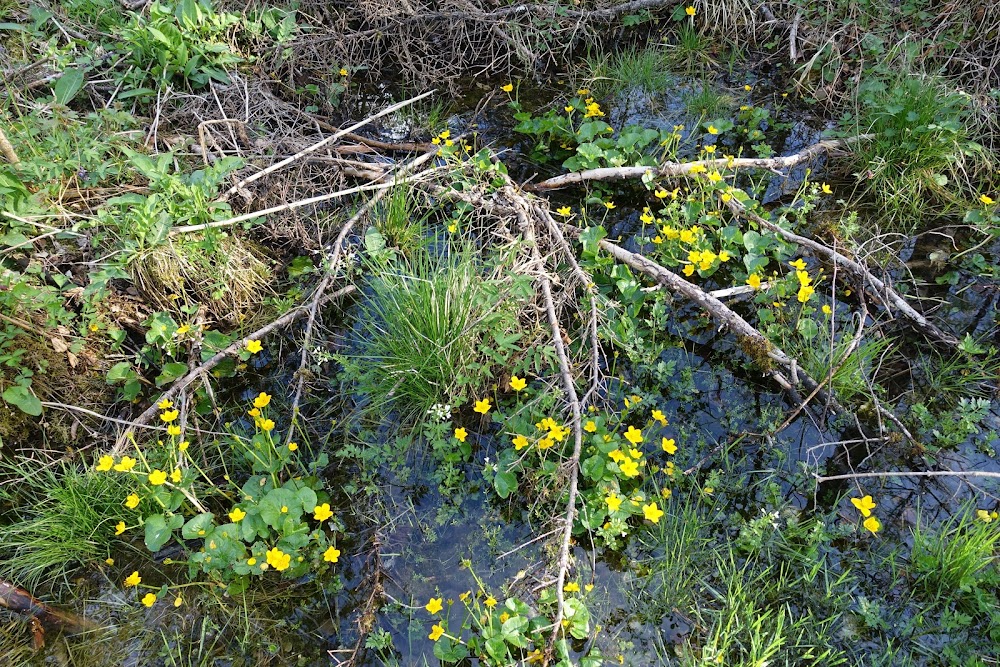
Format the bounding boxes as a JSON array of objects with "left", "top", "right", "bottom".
[
  {"left": 0, "top": 579, "right": 98, "bottom": 642},
  {"left": 526, "top": 135, "right": 873, "bottom": 192}
]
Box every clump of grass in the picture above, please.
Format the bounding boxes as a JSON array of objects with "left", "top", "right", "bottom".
[
  {"left": 849, "top": 72, "right": 996, "bottom": 231},
  {"left": 0, "top": 462, "right": 132, "bottom": 591},
  {"left": 372, "top": 182, "right": 427, "bottom": 256},
  {"left": 681, "top": 82, "right": 735, "bottom": 119},
  {"left": 586, "top": 45, "right": 674, "bottom": 98},
  {"left": 664, "top": 24, "right": 717, "bottom": 72},
  {"left": 343, "top": 241, "right": 519, "bottom": 424},
  {"left": 910, "top": 508, "right": 1000, "bottom": 610},
  {"left": 128, "top": 235, "right": 273, "bottom": 326}
]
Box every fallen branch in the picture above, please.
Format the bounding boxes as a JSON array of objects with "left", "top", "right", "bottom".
[
  {"left": 526, "top": 135, "right": 873, "bottom": 192},
  {"left": 0, "top": 579, "right": 98, "bottom": 639},
  {"left": 815, "top": 470, "right": 1000, "bottom": 483},
  {"left": 509, "top": 186, "right": 585, "bottom": 653},
  {"left": 730, "top": 201, "right": 962, "bottom": 349},
  {"left": 111, "top": 285, "right": 356, "bottom": 454},
  {"left": 565, "top": 226, "right": 845, "bottom": 415},
  {"left": 222, "top": 90, "right": 434, "bottom": 199}
]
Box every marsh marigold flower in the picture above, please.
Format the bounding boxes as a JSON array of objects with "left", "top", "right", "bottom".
[
  {"left": 229, "top": 507, "right": 246, "bottom": 522},
  {"left": 474, "top": 398, "right": 492, "bottom": 415},
  {"left": 313, "top": 503, "right": 333, "bottom": 522},
  {"left": 253, "top": 392, "right": 271, "bottom": 408},
  {"left": 115, "top": 521, "right": 127, "bottom": 535},
  {"left": 148, "top": 470, "right": 167, "bottom": 486},
  {"left": 509, "top": 375, "right": 527, "bottom": 391},
  {"left": 246, "top": 340, "right": 262, "bottom": 354},
  {"left": 624, "top": 426, "right": 643, "bottom": 445},
  {"left": 324, "top": 546, "right": 341, "bottom": 563},
  {"left": 501, "top": 83, "right": 513, "bottom": 92},
  {"left": 426, "top": 597, "right": 443, "bottom": 614},
  {"left": 96, "top": 455, "right": 114, "bottom": 472},
  {"left": 265, "top": 547, "right": 291, "bottom": 571},
  {"left": 429, "top": 624, "right": 445, "bottom": 641},
  {"left": 141, "top": 593, "right": 157, "bottom": 608},
  {"left": 643, "top": 502, "right": 664, "bottom": 523},
  {"left": 685, "top": 5, "right": 696, "bottom": 16},
  {"left": 125, "top": 494, "right": 140, "bottom": 509},
  {"left": 851, "top": 495, "right": 876, "bottom": 517},
  {"left": 124, "top": 571, "right": 141, "bottom": 587},
  {"left": 863, "top": 516, "right": 881, "bottom": 534},
  {"left": 114, "top": 456, "right": 136, "bottom": 472},
  {"left": 454, "top": 427, "right": 468, "bottom": 442}
]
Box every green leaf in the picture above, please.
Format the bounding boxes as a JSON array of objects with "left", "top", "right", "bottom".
[
  {"left": 106, "top": 362, "right": 135, "bottom": 384},
  {"left": 144, "top": 514, "right": 174, "bottom": 552},
  {"left": 576, "top": 121, "right": 613, "bottom": 142},
  {"left": 155, "top": 362, "right": 189, "bottom": 387},
  {"left": 53, "top": 69, "right": 85, "bottom": 105},
  {"left": 579, "top": 226, "right": 607, "bottom": 257},
  {"left": 433, "top": 637, "right": 469, "bottom": 662},
  {"left": 797, "top": 318, "right": 818, "bottom": 341},
  {"left": 181, "top": 512, "right": 216, "bottom": 539},
  {"left": 2, "top": 385, "right": 42, "bottom": 416},
  {"left": 493, "top": 471, "right": 517, "bottom": 499}
]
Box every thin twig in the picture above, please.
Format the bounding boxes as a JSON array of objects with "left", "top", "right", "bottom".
[{"left": 222, "top": 90, "right": 434, "bottom": 199}]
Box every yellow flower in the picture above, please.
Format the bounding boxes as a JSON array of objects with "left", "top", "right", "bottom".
[
  {"left": 704, "top": 145, "right": 716, "bottom": 154},
  {"left": 160, "top": 409, "right": 179, "bottom": 423},
  {"left": 683, "top": 264, "right": 695, "bottom": 277},
  {"left": 564, "top": 582, "right": 580, "bottom": 593},
  {"left": 513, "top": 434, "right": 529, "bottom": 450},
  {"left": 474, "top": 398, "right": 492, "bottom": 414},
  {"left": 538, "top": 437, "right": 554, "bottom": 450},
  {"left": 174, "top": 596, "right": 183, "bottom": 607},
  {"left": 246, "top": 339, "right": 263, "bottom": 354},
  {"left": 157, "top": 399, "right": 173, "bottom": 409},
  {"left": 509, "top": 375, "right": 527, "bottom": 391},
  {"left": 624, "top": 426, "right": 643, "bottom": 445},
  {"left": 719, "top": 250, "right": 731, "bottom": 262},
  {"left": 981, "top": 194, "right": 995, "bottom": 205},
  {"left": 703, "top": 486, "right": 714, "bottom": 495},
  {"left": 688, "top": 164, "right": 707, "bottom": 175},
  {"left": 619, "top": 458, "right": 640, "bottom": 478},
  {"left": 707, "top": 171, "right": 723, "bottom": 183},
  {"left": 652, "top": 409, "right": 667, "bottom": 426},
  {"left": 821, "top": 183, "right": 833, "bottom": 195},
  {"left": 253, "top": 392, "right": 271, "bottom": 408},
  {"left": 167, "top": 425, "right": 181, "bottom": 436},
  {"left": 141, "top": 593, "right": 157, "bottom": 608},
  {"left": 822, "top": 304, "right": 832, "bottom": 315},
  {"left": 324, "top": 546, "right": 341, "bottom": 563},
  {"left": 429, "top": 624, "right": 445, "bottom": 641},
  {"left": 148, "top": 470, "right": 167, "bottom": 486},
  {"left": 501, "top": 83, "right": 513, "bottom": 92},
  {"left": 606, "top": 493, "right": 622, "bottom": 512},
  {"left": 604, "top": 201, "right": 616, "bottom": 209},
  {"left": 577, "top": 88, "right": 590, "bottom": 95},
  {"left": 314, "top": 503, "right": 334, "bottom": 522},
  {"left": 661, "top": 437, "right": 677, "bottom": 454},
  {"left": 789, "top": 258, "right": 807, "bottom": 270},
  {"left": 851, "top": 495, "right": 877, "bottom": 517},
  {"left": 685, "top": 5, "right": 696, "bottom": 16},
  {"left": 247, "top": 408, "right": 261, "bottom": 418},
  {"left": 454, "top": 427, "right": 469, "bottom": 443},
  {"left": 746, "top": 273, "right": 761, "bottom": 289},
  {"left": 178, "top": 441, "right": 189, "bottom": 452},
  {"left": 124, "top": 571, "right": 141, "bottom": 587},
  {"left": 707, "top": 125, "right": 718, "bottom": 134},
  {"left": 661, "top": 488, "right": 672, "bottom": 500},
  {"left": 229, "top": 507, "right": 247, "bottom": 522},
  {"left": 125, "top": 494, "right": 140, "bottom": 509},
  {"left": 340, "top": 67, "right": 348, "bottom": 76},
  {"left": 247, "top": 557, "right": 257, "bottom": 566},
  {"left": 484, "top": 595, "right": 497, "bottom": 608},
  {"left": 175, "top": 324, "right": 190, "bottom": 336},
  {"left": 115, "top": 521, "right": 127, "bottom": 535},
  {"left": 447, "top": 222, "right": 457, "bottom": 233},
  {"left": 797, "top": 285, "right": 815, "bottom": 303},
  {"left": 863, "top": 516, "right": 881, "bottom": 534},
  {"left": 643, "top": 502, "right": 664, "bottom": 523},
  {"left": 426, "top": 597, "right": 443, "bottom": 614},
  {"left": 556, "top": 206, "right": 572, "bottom": 216},
  {"left": 796, "top": 270, "right": 811, "bottom": 286},
  {"left": 265, "top": 547, "right": 291, "bottom": 571},
  {"left": 655, "top": 189, "right": 668, "bottom": 199},
  {"left": 259, "top": 419, "right": 276, "bottom": 432},
  {"left": 977, "top": 509, "right": 993, "bottom": 523},
  {"left": 288, "top": 442, "right": 299, "bottom": 452},
  {"left": 113, "top": 456, "right": 136, "bottom": 472},
  {"left": 105, "top": 558, "right": 114, "bottom": 566},
  {"left": 96, "top": 455, "right": 115, "bottom": 472}
]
